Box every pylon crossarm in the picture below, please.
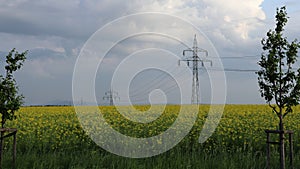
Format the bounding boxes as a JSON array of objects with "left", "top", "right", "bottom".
[
  {"left": 181, "top": 57, "right": 194, "bottom": 62},
  {"left": 196, "top": 49, "right": 208, "bottom": 56},
  {"left": 183, "top": 49, "right": 192, "bottom": 56}
]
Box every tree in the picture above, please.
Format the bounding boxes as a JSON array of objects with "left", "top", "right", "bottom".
[
  {"left": 257, "top": 6, "right": 300, "bottom": 169},
  {"left": 0, "top": 48, "right": 27, "bottom": 128},
  {"left": 0, "top": 48, "right": 26, "bottom": 169}
]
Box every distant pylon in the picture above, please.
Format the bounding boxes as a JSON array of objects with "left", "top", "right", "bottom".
[
  {"left": 103, "top": 89, "right": 120, "bottom": 105},
  {"left": 179, "top": 34, "right": 212, "bottom": 104}
]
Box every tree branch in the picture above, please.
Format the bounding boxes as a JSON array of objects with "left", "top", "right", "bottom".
[{"left": 268, "top": 102, "right": 279, "bottom": 117}]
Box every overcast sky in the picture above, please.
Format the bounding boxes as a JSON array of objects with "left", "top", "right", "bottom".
[{"left": 0, "top": 0, "right": 299, "bottom": 105}]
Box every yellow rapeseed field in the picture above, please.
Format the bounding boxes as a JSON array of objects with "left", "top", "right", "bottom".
[{"left": 4, "top": 105, "right": 300, "bottom": 152}]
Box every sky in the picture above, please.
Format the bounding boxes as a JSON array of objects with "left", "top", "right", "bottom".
[{"left": 0, "top": 0, "right": 299, "bottom": 105}]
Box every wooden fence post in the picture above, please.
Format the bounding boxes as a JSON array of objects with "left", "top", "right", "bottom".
[
  {"left": 266, "top": 131, "right": 270, "bottom": 169},
  {"left": 288, "top": 132, "right": 293, "bottom": 169},
  {"left": 0, "top": 128, "right": 17, "bottom": 169},
  {"left": 265, "top": 130, "right": 293, "bottom": 169},
  {"left": 0, "top": 131, "right": 3, "bottom": 169}
]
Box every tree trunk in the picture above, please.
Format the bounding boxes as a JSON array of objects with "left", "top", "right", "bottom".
[{"left": 279, "top": 115, "right": 285, "bottom": 169}]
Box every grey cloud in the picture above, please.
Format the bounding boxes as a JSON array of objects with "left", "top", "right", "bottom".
[
  {"left": 0, "top": 0, "right": 132, "bottom": 40},
  {"left": 0, "top": 0, "right": 299, "bottom": 105},
  {"left": 27, "top": 48, "right": 66, "bottom": 59}
]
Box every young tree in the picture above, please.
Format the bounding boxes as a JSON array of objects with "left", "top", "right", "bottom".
[
  {"left": 0, "top": 48, "right": 27, "bottom": 128},
  {"left": 257, "top": 6, "right": 300, "bottom": 169}
]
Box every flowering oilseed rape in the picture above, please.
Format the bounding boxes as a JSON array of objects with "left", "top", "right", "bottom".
[{"left": 4, "top": 105, "right": 299, "bottom": 153}]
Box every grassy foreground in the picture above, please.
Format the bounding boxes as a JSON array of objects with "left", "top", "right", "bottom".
[{"left": 1, "top": 105, "right": 299, "bottom": 168}]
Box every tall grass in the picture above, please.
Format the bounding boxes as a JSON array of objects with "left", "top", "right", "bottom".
[{"left": 3, "top": 146, "right": 299, "bottom": 169}]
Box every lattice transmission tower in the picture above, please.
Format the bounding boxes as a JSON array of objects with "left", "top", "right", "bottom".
[
  {"left": 103, "top": 89, "right": 120, "bottom": 105},
  {"left": 179, "top": 35, "right": 212, "bottom": 104}
]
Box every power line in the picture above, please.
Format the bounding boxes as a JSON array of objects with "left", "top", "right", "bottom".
[
  {"left": 217, "top": 55, "right": 260, "bottom": 59},
  {"left": 129, "top": 64, "right": 177, "bottom": 96},
  {"left": 223, "top": 68, "right": 258, "bottom": 72},
  {"left": 128, "top": 67, "right": 190, "bottom": 101},
  {"left": 202, "top": 68, "right": 258, "bottom": 72},
  {"left": 127, "top": 53, "right": 263, "bottom": 99},
  {"left": 202, "top": 67, "right": 300, "bottom": 72},
  {"left": 128, "top": 63, "right": 190, "bottom": 98}
]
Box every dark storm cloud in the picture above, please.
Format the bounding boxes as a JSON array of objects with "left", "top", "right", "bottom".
[{"left": 0, "top": 0, "right": 132, "bottom": 40}]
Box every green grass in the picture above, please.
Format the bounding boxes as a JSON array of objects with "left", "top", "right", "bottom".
[
  {"left": 2, "top": 147, "right": 299, "bottom": 169},
  {"left": 0, "top": 149, "right": 263, "bottom": 169}
]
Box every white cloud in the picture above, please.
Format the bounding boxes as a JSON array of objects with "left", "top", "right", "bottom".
[
  {"left": 0, "top": 0, "right": 267, "bottom": 53},
  {"left": 130, "top": 0, "right": 266, "bottom": 41}
]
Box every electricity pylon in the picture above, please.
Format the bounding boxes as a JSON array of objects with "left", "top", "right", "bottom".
[
  {"left": 103, "top": 89, "right": 120, "bottom": 105},
  {"left": 179, "top": 34, "right": 212, "bottom": 104}
]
